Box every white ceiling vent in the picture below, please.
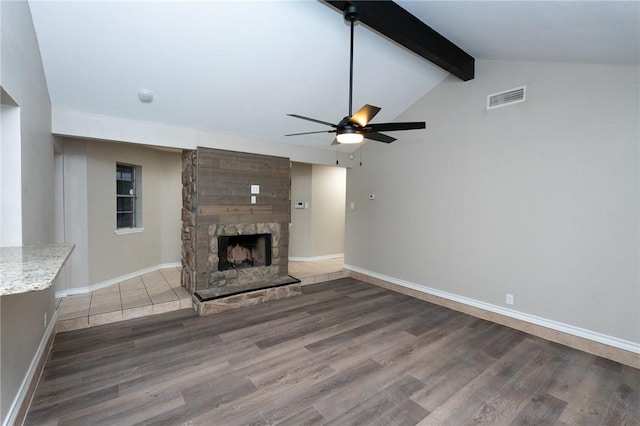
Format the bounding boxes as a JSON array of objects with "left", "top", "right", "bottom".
[{"left": 487, "top": 85, "right": 526, "bottom": 110}]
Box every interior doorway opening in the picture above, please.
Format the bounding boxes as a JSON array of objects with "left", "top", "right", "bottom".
[{"left": 289, "top": 162, "right": 346, "bottom": 262}]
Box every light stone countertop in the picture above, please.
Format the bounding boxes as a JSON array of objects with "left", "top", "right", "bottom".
[{"left": 0, "top": 244, "right": 75, "bottom": 296}]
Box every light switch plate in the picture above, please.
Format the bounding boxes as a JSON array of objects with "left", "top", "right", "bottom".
[
  {"left": 251, "top": 184, "right": 260, "bottom": 194},
  {"left": 251, "top": 195, "right": 257, "bottom": 204}
]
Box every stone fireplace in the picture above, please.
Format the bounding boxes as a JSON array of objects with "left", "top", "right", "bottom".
[{"left": 181, "top": 147, "right": 300, "bottom": 315}]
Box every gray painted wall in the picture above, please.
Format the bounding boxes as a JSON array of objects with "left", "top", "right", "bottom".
[
  {"left": 290, "top": 162, "right": 313, "bottom": 257},
  {"left": 345, "top": 59, "right": 639, "bottom": 344},
  {"left": 311, "top": 164, "right": 346, "bottom": 257},
  {"left": 86, "top": 141, "right": 181, "bottom": 284},
  {"left": 60, "top": 139, "right": 182, "bottom": 290},
  {"left": 1, "top": 101, "right": 22, "bottom": 246},
  {"left": 0, "top": 0, "right": 58, "bottom": 422},
  {"left": 62, "top": 140, "right": 90, "bottom": 292}
]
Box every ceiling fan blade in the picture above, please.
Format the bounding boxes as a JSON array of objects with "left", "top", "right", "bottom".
[
  {"left": 367, "top": 122, "right": 426, "bottom": 132},
  {"left": 285, "top": 130, "right": 336, "bottom": 137},
  {"left": 364, "top": 132, "right": 396, "bottom": 144},
  {"left": 350, "top": 104, "right": 381, "bottom": 127},
  {"left": 287, "top": 114, "right": 338, "bottom": 128}
]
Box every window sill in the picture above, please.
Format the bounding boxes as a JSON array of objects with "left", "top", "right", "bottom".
[{"left": 114, "top": 227, "right": 144, "bottom": 236}]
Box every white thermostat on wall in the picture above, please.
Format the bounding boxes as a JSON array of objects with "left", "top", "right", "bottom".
[
  {"left": 294, "top": 202, "right": 304, "bottom": 209},
  {"left": 251, "top": 184, "right": 260, "bottom": 194}
]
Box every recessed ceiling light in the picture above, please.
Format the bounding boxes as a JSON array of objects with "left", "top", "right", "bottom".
[{"left": 138, "top": 90, "right": 153, "bottom": 103}]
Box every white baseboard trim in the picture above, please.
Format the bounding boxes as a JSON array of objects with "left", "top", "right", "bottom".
[
  {"left": 3, "top": 310, "right": 58, "bottom": 426},
  {"left": 289, "top": 253, "right": 344, "bottom": 262},
  {"left": 55, "top": 262, "right": 182, "bottom": 298},
  {"left": 344, "top": 264, "right": 640, "bottom": 357}
]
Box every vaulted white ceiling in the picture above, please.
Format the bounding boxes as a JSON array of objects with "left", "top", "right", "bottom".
[{"left": 28, "top": 1, "right": 640, "bottom": 151}]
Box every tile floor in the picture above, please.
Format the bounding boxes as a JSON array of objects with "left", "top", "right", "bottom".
[
  {"left": 56, "top": 257, "right": 346, "bottom": 332},
  {"left": 289, "top": 256, "right": 347, "bottom": 284},
  {"left": 56, "top": 267, "right": 189, "bottom": 332}
]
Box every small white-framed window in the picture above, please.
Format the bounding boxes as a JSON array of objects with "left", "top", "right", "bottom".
[{"left": 116, "top": 163, "right": 142, "bottom": 230}]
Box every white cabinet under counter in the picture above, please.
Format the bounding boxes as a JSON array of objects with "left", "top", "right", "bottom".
[{"left": 0, "top": 244, "right": 74, "bottom": 295}]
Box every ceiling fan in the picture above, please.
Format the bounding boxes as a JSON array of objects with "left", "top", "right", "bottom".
[{"left": 285, "top": 4, "right": 426, "bottom": 145}]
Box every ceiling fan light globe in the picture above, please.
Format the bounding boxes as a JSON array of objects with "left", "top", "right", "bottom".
[{"left": 336, "top": 132, "right": 364, "bottom": 144}]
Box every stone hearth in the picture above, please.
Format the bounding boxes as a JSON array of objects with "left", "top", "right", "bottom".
[{"left": 194, "top": 278, "right": 301, "bottom": 315}]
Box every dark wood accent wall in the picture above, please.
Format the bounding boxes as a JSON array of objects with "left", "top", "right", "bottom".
[{"left": 191, "top": 148, "right": 291, "bottom": 291}]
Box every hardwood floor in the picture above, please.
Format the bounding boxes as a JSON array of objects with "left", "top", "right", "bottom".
[{"left": 26, "top": 278, "right": 639, "bottom": 425}]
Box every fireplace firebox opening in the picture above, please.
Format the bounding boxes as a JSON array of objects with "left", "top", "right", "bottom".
[{"left": 218, "top": 234, "right": 272, "bottom": 271}]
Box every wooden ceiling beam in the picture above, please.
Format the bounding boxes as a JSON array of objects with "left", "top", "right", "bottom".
[{"left": 324, "top": 0, "right": 475, "bottom": 81}]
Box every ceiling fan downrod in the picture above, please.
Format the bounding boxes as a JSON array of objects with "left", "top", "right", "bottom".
[{"left": 344, "top": 5, "right": 359, "bottom": 118}]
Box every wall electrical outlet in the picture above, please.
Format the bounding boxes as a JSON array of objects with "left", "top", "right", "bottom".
[{"left": 506, "top": 293, "right": 514, "bottom": 305}]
